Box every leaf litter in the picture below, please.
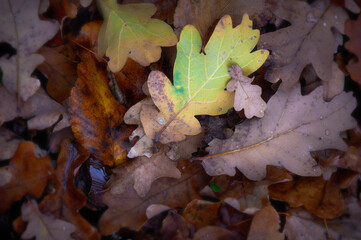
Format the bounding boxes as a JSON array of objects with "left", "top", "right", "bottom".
[{"left": 0, "top": 0, "right": 360, "bottom": 239}]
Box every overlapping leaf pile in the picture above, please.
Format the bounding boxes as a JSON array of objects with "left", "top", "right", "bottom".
[{"left": 0, "top": 0, "right": 361, "bottom": 239}]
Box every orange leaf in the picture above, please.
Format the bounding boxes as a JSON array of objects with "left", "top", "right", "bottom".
[
  {"left": 69, "top": 53, "right": 131, "bottom": 166},
  {"left": 0, "top": 142, "right": 54, "bottom": 213}
]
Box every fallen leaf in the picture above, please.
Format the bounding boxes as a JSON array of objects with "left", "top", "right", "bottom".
[
  {"left": 182, "top": 200, "right": 222, "bottom": 229},
  {"left": 226, "top": 65, "right": 267, "bottom": 118},
  {"left": 143, "top": 15, "right": 268, "bottom": 143},
  {"left": 0, "top": 142, "right": 54, "bottom": 213},
  {"left": 74, "top": 21, "right": 102, "bottom": 55},
  {"left": 174, "top": 0, "right": 275, "bottom": 40},
  {"left": 345, "top": 14, "right": 361, "bottom": 86},
  {"left": 98, "top": 160, "right": 210, "bottom": 234},
  {"left": 97, "top": 0, "right": 177, "bottom": 72},
  {"left": 106, "top": 145, "right": 181, "bottom": 197},
  {"left": 21, "top": 199, "right": 76, "bottom": 240},
  {"left": 209, "top": 166, "right": 292, "bottom": 214},
  {"left": 122, "top": 0, "right": 177, "bottom": 24},
  {"left": 285, "top": 197, "right": 361, "bottom": 240},
  {"left": 193, "top": 226, "right": 242, "bottom": 240},
  {"left": 37, "top": 46, "right": 77, "bottom": 102},
  {"left": 329, "top": 146, "right": 361, "bottom": 172},
  {"left": 39, "top": 139, "right": 100, "bottom": 240},
  {"left": 247, "top": 206, "right": 284, "bottom": 240},
  {"left": 69, "top": 53, "right": 131, "bottom": 166},
  {"left": 0, "top": 87, "right": 70, "bottom": 132},
  {"left": 202, "top": 84, "right": 356, "bottom": 180},
  {"left": 160, "top": 211, "right": 193, "bottom": 240},
  {"left": 259, "top": 0, "right": 347, "bottom": 97},
  {"left": 0, "top": 0, "right": 59, "bottom": 101},
  {"left": 268, "top": 170, "right": 358, "bottom": 219}
]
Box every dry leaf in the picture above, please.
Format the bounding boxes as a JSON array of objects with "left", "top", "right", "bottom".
[
  {"left": 259, "top": 0, "right": 347, "bottom": 98},
  {"left": 0, "top": 0, "right": 59, "bottom": 101},
  {"left": 98, "top": 160, "right": 210, "bottom": 234},
  {"left": 227, "top": 65, "right": 267, "bottom": 118},
  {"left": 21, "top": 199, "right": 76, "bottom": 240},
  {"left": 182, "top": 200, "right": 222, "bottom": 230},
  {"left": 37, "top": 46, "right": 77, "bottom": 102},
  {"left": 345, "top": 14, "right": 361, "bottom": 86},
  {"left": 202, "top": 84, "right": 356, "bottom": 180},
  {"left": 39, "top": 139, "right": 100, "bottom": 240},
  {"left": 160, "top": 211, "right": 193, "bottom": 240},
  {"left": 106, "top": 145, "right": 181, "bottom": 197},
  {"left": 193, "top": 226, "right": 241, "bottom": 240},
  {"left": 174, "top": 0, "right": 275, "bottom": 40},
  {"left": 268, "top": 170, "right": 358, "bottom": 219},
  {"left": 69, "top": 53, "right": 131, "bottom": 166},
  {"left": 97, "top": 0, "right": 177, "bottom": 72},
  {"left": 247, "top": 206, "right": 284, "bottom": 240},
  {"left": 0, "top": 142, "right": 54, "bottom": 213},
  {"left": 329, "top": 146, "right": 361, "bottom": 172},
  {"left": 0, "top": 87, "right": 70, "bottom": 132}
]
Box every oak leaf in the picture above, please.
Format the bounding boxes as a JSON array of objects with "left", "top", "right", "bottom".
[
  {"left": 259, "top": 0, "right": 347, "bottom": 99},
  {"left": 37, "top": 46, "right": 77, "bottom": 103},
  {"left": 0, "top": 127, "right": 23, "bottom": 161},
  {"left": 202, "top": 84, "right": 357, "bottom": 180},
  {"left": 97, "top": 0, "right": 177, "bottom": 72},
  {"left": 105, "top": 145, "right": 181, "bottom": 197},
  {"left": 345, "top": 14, "right": 361, "bottom": 86},
  {"left": 98, "top": 160, "right": 210, "bottom": 234},
  {"left": 0, "top": 87, "right": 70, "bottom": 132},
  {"left": 39, "top": 139, "right": 100, "bottom": 240},
  {"left": 142, "top": 15, "right": 268, "bottom": 143},
  {"left": 174, "top": 0, "right": 275, "bottom": 40},
  {"left": 69, "top": 53, "right": 131, "bottom": 166},
  {"left": 0, "top": 0, "right": 59, "bottom": 101},
  {"left": 268, "top": 170, "right": 358, "bottom": 219},
  {"left": 0, "top": 142, "right": 54, "bottom": 213},
  {"left": 21, "top": 199, "right": 76, "bottom": 240},
  {"left": 227, "top": 65, "right": 267, "bottom": 118},
  {"left": 247, "top": 206, "right": 284, "bottom": 240}
]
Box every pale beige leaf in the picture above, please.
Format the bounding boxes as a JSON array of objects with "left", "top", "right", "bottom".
[
  {"left": 259, "top": 0, "right": 347, "bottom": 95},
  {"left": 0, "top": 87, "right": 70, "bottom": 132},
  {"left": 0, "top": 0, "right": 59, "bottom": 101},
  {"left": 0, "top": 127, "right": 23, "bottom": 161},
  {"left": 227, "top": 65, "right": 266, "bottom": 118},
  {"left": 248, "top": 206, "right": 284, "bottom": 240},
  {"left": 203, "top": 84, "right": 356, "bottom": 180},
  {"left": 106, "top": 146, "right": 181, "bottom": 197},
  {"left": 21, "top": 199, "right": 76, "bottom": 240}
]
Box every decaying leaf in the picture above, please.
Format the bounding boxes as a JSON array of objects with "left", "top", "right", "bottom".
[
  {"left": 345, "top": 14, "right": 361, "bottom": 86},
  {"left": 37, "top": 46, "right": 77, "bottom": 103},
  {"left": 0, "top": 87, "right": 70, "bottom": 132},
  {"left": 285, "top": 197, "right": 361, "bottom": 240},
  {"left": 39, "top": 139, "right": 100, "bottom": 240},
  {"left": 97, "top": 0, "right": 177, "bottom": 72},
  {"left": 21, "top": 199, "right": 76, "bottom": 240},
  {"left": 0, "top": 0, "right": 59, "bottom": 101},
  {"left": 105, "top": 145, "right": 181, "bottom": 197},
  {"left": 202, "top": 84, "right": 357, "bottom": 180},
  {"left": 269, "top": 170, "right": 358, "bottom": 219},
  {"left": 193, "top": 226, "right": 241, "bottom": 240},
  {"left": 247, "top": 206, "right": 284, "bottom": 240},
  {"left": 182, "top": 200, "right": 222, "bottom": 229},
  {"left": 142, "top": 15, "right": 268, "bottom": 143},
  {"left": 227, "top": 65, "right": 266, "bottom": 118},
  {"left": 69, "top": 53, "right": 131, "bottom": 166},
  {"left": 0, "top": 142, "right": 54, "bottom": 213},
  {"left": 98, "top": 160, "right": 210, "bottom": 234},
  {"left": 174, "top": 0, "right": 275, "bottom": 40},
  {"left": 259, "top": 0, "right": 347, "bottom": 98}
]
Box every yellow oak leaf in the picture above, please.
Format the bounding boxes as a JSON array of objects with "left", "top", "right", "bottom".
[
  {"left": 141, "top": 14, "right": 268, "bottom": 143},
  {"left": 97, "top": 0, "right": 178, "bottom": 72}
]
